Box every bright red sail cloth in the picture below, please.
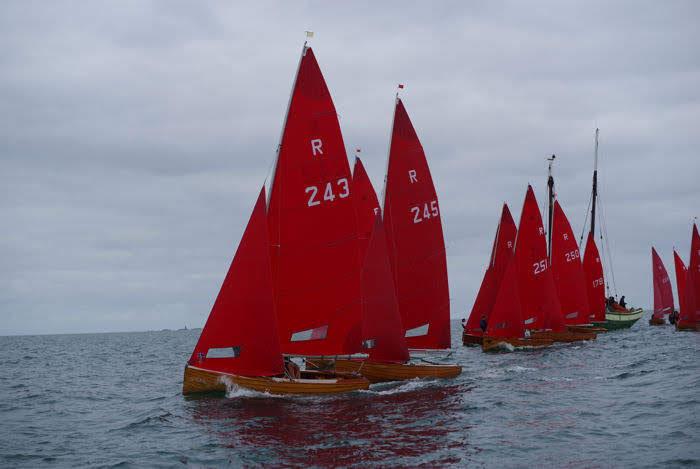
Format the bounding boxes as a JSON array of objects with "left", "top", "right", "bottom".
[
  {"left": 466, "top": 204, "right": 517, "bottom": 335},
  {"left": 267, "top": 47, "right": 362, "bottom": 356},
  {"left": 353, "top": 157, "right": 381, "bottom": 261},
  {"left": 383, "top": 98, "right": 450, "bottom": 349},
  {"left": 189, "top": 188, "right": 284, "bottom": 377},
  {"left": 491, "top": 204, "right": 518, "bottom": 286},
  {"left": 360, "top": 215, "right": 410, "bottom": 363},
  {"left": 651, "top": 247, "right": 674, "bottom": 319},
  {"left": 583, "top": 232, "right": 606, "bottom": 322},
  {"left": 485, "top": 256, "right": 525, "bottom": 339},
  {"left": 679, "top": 224, "right": 700, "bottom": 327},
  {"left": 551, "top": 201, "right": 591, "bottom": 325},
  {"left": 673, "top": 250, "right": 687, "bottom": 315},
  {"left": 514, "top": 186, "right": 565, "bottom": 332}
]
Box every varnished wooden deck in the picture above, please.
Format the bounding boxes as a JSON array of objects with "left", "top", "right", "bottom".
[
  {"left": 182, "top": 366, "right": 369, "bottom": 395},
  {"left": 331, "top": 359, "right": 462, "bottom": 384}
]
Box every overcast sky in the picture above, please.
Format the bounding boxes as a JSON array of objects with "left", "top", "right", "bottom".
[{"left": 2, "top": 1, "right": 698, "bottom": 335}]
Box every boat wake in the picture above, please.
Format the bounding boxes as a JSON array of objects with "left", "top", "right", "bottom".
[{"left": 362, "top": 379, "right": 433, "bottom": 395}]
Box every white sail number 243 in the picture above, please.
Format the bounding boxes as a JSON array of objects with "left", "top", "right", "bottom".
[
  {"left": 410, "top": 200, "right": 439, "bottom": 224},
  {"left": 305, "top": 178, "right": 350, "bottom": 207}
]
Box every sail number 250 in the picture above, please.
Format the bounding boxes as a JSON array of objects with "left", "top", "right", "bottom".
[
  {"left": 305, "top": 178, "right": 349, "bottom": 207},
  {"left": 410, "top": 200, "right": 439, "bottom": 224}
]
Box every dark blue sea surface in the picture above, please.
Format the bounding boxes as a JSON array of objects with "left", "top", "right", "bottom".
[{"left": 1, "top": 316, "right": 698, "bottom": 467}]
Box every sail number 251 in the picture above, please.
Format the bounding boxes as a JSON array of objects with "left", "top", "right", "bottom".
[
  {"left": 305, "top": 178, "right": 350, "bottom": 207},
  {"left": 410, "top": 200, "right": 439, "bottom": 224}
]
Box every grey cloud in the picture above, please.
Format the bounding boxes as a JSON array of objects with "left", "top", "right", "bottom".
[{"left": 1, "top": 1, "right": 698, "bottom": 334}]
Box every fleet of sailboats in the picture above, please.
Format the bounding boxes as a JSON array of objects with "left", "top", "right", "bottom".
[{"left": 183, "top": 42, "right": 698, "bottom": 395}]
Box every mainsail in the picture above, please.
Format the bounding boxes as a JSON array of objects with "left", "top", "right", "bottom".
[
  {"left": 383, "top": 98, "right": 450, "bottom": 349},
  {"left": 466, "top": 203, "right": 517, "bottom": 334},
  {"left": 353, "top": 157, "right": 381, "bottom": 261},
  {"left": 484, "top": 256, "right": 525, "bottom": 339},
  {"left": 651, "top": 247, "right": 674, "bottom": 320},
  {"left": 267, "top": 46, "right": 362, "bottom": 356},
  {"left": 582, "top": 232, "right": 606, "bottom": 322},
  {"left": 551, "top": 200, "right": 591, "bottom": 325},
  {"left": 673, "top": 249, "right": 687, "bottom": 316},
  {"left": 189, "top": 188, "right": 284, "bottom": 377},
  {"left": 515, "top": 185, "right": 565, "bottom": 332},
  {"left": 360, "top": 215, "right": 410, "bottom": 363}
]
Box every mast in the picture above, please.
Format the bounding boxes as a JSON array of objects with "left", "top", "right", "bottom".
[
  {"left": 590, "top": 128, "right": 599, "bottom": 235},
  {"left": 547, "top": 154, "right": 556, "bottom": 259}
]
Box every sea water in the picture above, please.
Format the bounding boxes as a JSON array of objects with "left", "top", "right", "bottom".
[{"left": 1, "top": 315, "right": 698, "bottom": 467}]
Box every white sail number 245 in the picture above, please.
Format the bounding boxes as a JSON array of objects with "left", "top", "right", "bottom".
[
  {"left": 410, "top": 200, "right": 439, "bottom": 224},
  {"left": 305, "top": 178, "right": 349, "bottom": 207}
]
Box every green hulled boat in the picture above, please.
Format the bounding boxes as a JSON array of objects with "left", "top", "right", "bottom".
[{"left": 593, "top": 307, "right": 644, "bottom": 330}]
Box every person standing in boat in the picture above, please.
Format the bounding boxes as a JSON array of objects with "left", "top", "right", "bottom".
[
  {"left": 461, "top": 318, "right": 467, "bottom": 330},
  {"left": 479, "top": 315, "right": 488, "bottom": 332},
  {"left": 670, "top": 310, "right": 679, "bottom": 325},
  {"left": 619, "top": 295, "right": 627, "bottom": 308}
]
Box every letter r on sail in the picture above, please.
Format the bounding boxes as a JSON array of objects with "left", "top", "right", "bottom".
[
  {"left": 408, "top": 169, "right": 417, "bottom": 183},
  {"left": 311, "top": 139, "right": 323, "bottom": 156}
]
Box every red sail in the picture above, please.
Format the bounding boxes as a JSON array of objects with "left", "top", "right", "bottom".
[
  {"left": 189, "top": 188, "right": 284, "bottom": 377},
  {"left": 267, "top": 47, "right": 361, "bottom": 356},
  {"left": 383, "top": 98, "right": 450, "bottom": 349},
  {"left": 353, "top": 157, "right": 381, "bottom": 261},
  {"left": 514, "top": 186, "right": 565, "bottom": 332},
  {"left": 583, "top": 232, "right": 606, "bottom": 322},
  {"left": 485, "top": 256, "right": 525, "bottom": 339},
  {"left": 360, "top": 215, "right": 410, "bottom": 363},
  {"left": 679, "top": 224, "right": 700, "bottom": 327},
  {"left": 673, "top": 249, "right": 687, "bottom": 316},
  {"left": 551, "top": 200, "right": 590, "bottom": 325},
  {"left": 466, "top": 204, "right": 517, "bottom": 335},
  {"left": 651, "top": 247, "right": 674, "bottom": 320}
]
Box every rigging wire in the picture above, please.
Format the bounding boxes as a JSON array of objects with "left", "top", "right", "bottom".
[
  {"left": 598, "top": 190, "right": 619, "bottom": 297},
  {"left": 579, "top": 190, "right": 593, "bottom": 248}
]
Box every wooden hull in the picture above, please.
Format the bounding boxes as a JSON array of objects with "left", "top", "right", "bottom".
[
  {"left": 567, "top": 325, "right": 607, "bottom": 333},
  {"left": 326, "top": 359, "right": 462, "bottom": 384},
  {"left": 676, "top": 322, "right": 700, "bottom": 331},
  {"left": 594, "top": 308, "right": 643, "bottom": 330},
  {"left": 462, "top": 331, "right": 483, "bottom": 346},
  {"left": 182, "top": 365, "right": 369, "bottom": 395},
  {"left": 481, "top": 336, "right": 554, "bottom": 352},
  {"left": 648, "top": 316, "right": 666, "bottom": 326},
  {"left": 530, "top": 330, "right": 596, "bottom": 342}
]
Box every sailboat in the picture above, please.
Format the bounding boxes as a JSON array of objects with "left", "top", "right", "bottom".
[
  {"left": 650, "top": 247, "right": 674, "bottom": 325},
  {"left": 543, "top": 156, "right": 605, "bottom": 335},
  {"left": 476, "top": 200, "right": 553, "bottom": 352},
  {"left": 382, "top": 96, "right": 451, "bottom": 353},
  {"left": 463, "top": 203, "right": 517, "bottom": 346},
  {"left": 671, "top": 249, "right": 687, "bottom": 325},
  {"left": 583, "top": 129, "right": 643, "bottom": 330},
  {"left": 182, "top": 189, "right": 369, "bottom": 395},
  {"left": 517, "top": 185, "right": 596, "bottom": 343},
  {"left": 676, "top": 224, "right": 700, "bottom": 331},
  {"left": 332, "top": 214, "right": 462, "bottom": 381}
]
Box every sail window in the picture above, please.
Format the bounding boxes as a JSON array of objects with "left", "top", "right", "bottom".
[
  {"left": 206, "top": 346, "right": 241, "bottom": 359},
  {"left": 404, "top": 324, "right": 429, "bottom": 338},
  {"left": 362, "top": 339, "right": 376, "bottom": 349},
  {"left": 524, "top": 317, "right": 535, "bottom": 325},
  {"left": 290, "top": 325, "right": 328, "bottom": 342}
]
